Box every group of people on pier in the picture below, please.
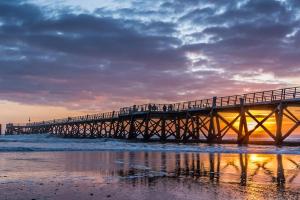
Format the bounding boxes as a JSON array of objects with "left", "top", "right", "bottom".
[{"left": 121, "top": 103, "right": 175, "bottom": 114}]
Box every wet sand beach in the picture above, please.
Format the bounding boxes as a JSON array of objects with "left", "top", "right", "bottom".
[{"left": 0, "top": 151, "right": 300, "bottom": 200}]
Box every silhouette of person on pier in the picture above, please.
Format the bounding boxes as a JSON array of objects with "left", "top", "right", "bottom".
[
  {"left": 163, "top": 105, "right": 167, "bottom": 112},
  {"left": 148, "top": 104, "right": 152, "bottom": 111}
]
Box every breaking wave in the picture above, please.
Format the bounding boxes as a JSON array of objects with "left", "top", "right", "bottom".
[{"left": 0, "top": 134, "right": 300, "bottom": 154}]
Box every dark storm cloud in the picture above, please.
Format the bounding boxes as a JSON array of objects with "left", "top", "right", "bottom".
[
  {"left": 0, "top": 0, "right": 299, "bottom": 111},
  {"left": 182, "top": 0, "right": 300, "bottom": 77},
  {"left": 0, "top": 0, "right": 192, "bottom": 109},
  {"left": 0, "top": 0, "right": 42, "bottom": 23}
]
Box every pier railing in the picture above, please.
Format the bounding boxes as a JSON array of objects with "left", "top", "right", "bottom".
[
  {"left": 121, "top": 87, "right": 300, "bottom": 113},
  {"left": 6, "top": 111, "right": 120, "bottom": 127},
  {"left": 7, "top": 86, "right": 300, "bottom": 127}
]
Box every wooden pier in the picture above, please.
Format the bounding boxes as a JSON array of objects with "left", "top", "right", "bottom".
[{"left": 5, "top": 87, "right": 300, "bottom": 145}]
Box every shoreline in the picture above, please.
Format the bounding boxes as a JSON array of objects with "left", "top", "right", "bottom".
[{"left": 1, "top": 134, "right": 300, "bottom": 155}]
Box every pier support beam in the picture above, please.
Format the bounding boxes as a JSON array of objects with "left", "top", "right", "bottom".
[
  {"left": 143, "top": 113, "right": 150, "bottom": 140},
  {"left": 238, "top": 98, "right": 249, "bottom": 145},
  {"left": 161, "top": 115, "right": 166, "bottom": 141},
  {"left": 208, "top": 97, "right": 217, "bottom": 143},
  {"left": 275, "top": 103, "right": 283, "bottom": 145},
  {"left": 128, "top": 115, "right": 136, "bottom": 139},
  {"left": 175, "top": 117, "right": 181, "bottom": 141}
]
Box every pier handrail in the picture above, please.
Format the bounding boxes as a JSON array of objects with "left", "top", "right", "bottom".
[{"left": 120, "top": 87, "right": 300, "bottom": 113}]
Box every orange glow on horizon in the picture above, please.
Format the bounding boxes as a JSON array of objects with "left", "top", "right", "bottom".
[
  {"left": 0, "top": 100, "right": 87, "bottom": 132},
  {"left": 220, "top": 107, "right": 300, "bottom": 138}
]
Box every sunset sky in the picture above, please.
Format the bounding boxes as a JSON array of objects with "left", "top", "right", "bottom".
[{"left": 1, "top": 0, "right": 300, "bottom": 126}]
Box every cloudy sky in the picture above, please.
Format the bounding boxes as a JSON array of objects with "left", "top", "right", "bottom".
[{"left": 1, "top": 0, "right": 300, "bottom": 125}]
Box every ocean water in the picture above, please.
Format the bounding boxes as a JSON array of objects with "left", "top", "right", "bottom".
[{"left": 0, "top": 134, "right": 300, "bottom": 154}]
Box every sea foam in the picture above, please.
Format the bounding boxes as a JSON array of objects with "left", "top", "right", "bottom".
[{"left": 0, "top": 134, "right": 300, "bottom": 154}]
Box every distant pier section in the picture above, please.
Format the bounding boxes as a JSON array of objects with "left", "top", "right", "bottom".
[{"left": 5, "top": 87, "right": 300, "bottom": 145}]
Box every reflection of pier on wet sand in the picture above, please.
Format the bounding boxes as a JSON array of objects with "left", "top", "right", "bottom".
[
  {"left": 110, "top": 152, "right": 300, "bottom": 190},
  {"left": 71, "top": 152, "right": 300, "bottom": 199}
]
